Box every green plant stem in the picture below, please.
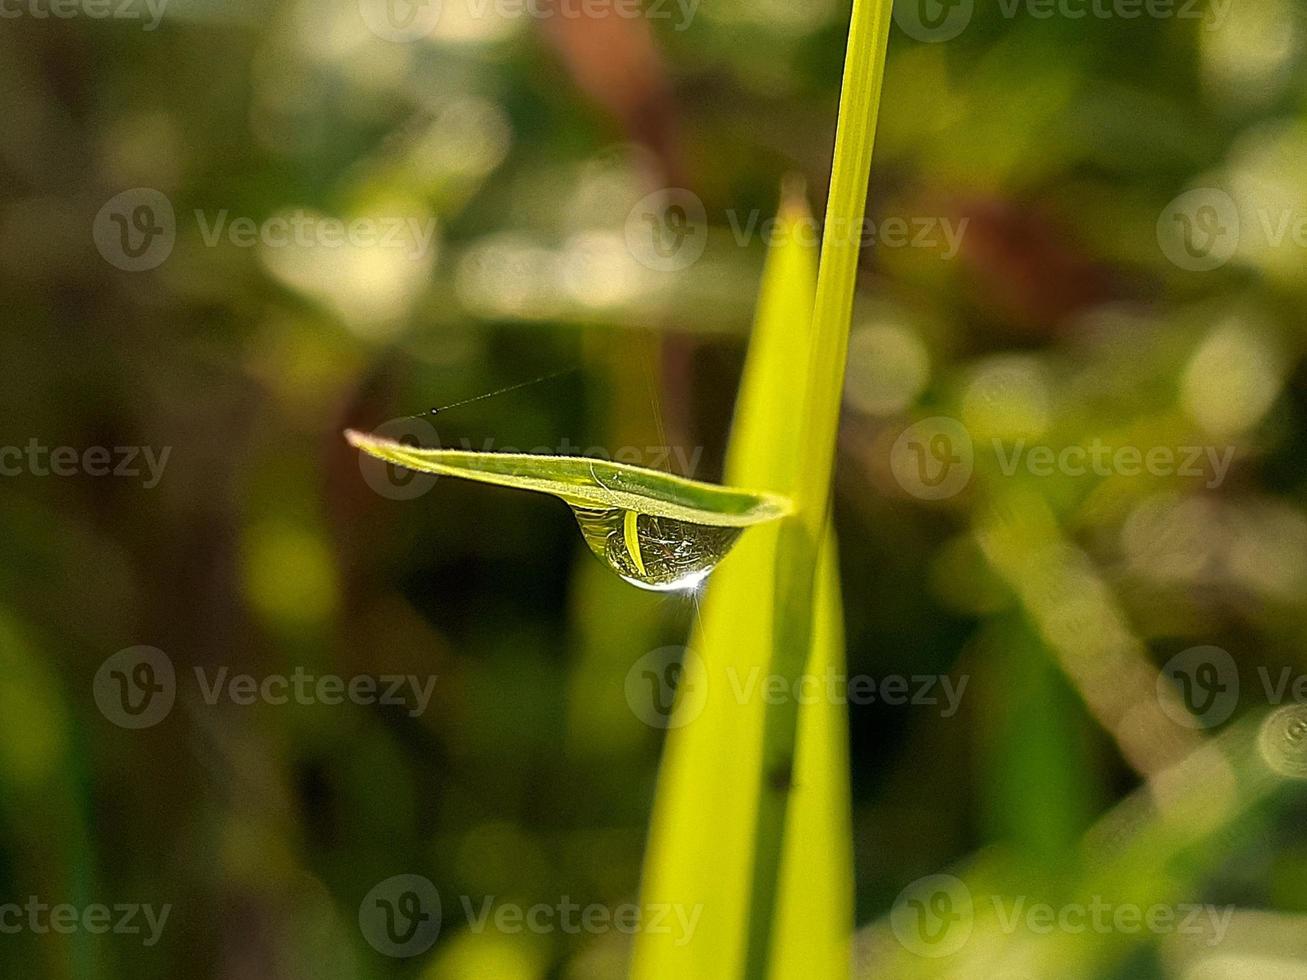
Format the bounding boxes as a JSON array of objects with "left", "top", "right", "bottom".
[{"left": 741, "top": 1, "right": 895, "bottom": 976}]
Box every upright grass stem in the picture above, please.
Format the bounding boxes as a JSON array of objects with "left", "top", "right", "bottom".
[{"left": 742, "top": 1, "right": 895, "bottom": 976}]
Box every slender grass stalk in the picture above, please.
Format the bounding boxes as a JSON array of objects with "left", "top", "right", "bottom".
[
  {"left": 742, "top": 1, "right": 895, "bottom": 976},
  {"left": 630, "top": 189, "right": 849, "bottom": 980}
]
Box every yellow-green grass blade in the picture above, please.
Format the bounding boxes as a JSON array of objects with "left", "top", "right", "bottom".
[
  {"left": 632, "top": 190, "right": 853, "bottom": 978},
  {"left": 344, "top": 432, "right": 790, "bottom": 528},
  {"left": 745, "top": 0, "right": 895, "bottom": 974},
  {"left": 793, "top": 0, "right": 897, "bottom": 528}
]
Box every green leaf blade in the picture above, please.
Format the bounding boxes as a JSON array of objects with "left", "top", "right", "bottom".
[
  {"left": 632, "top": 188, "right": 854, "bottom": 979},
  {"left": 344, "top": 430, "right": 791, "bottom": 528}
]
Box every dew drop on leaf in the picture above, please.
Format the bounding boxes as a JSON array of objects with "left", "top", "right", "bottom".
[{"left": 570, "top": 507, "right": 743, "bottom": 592}]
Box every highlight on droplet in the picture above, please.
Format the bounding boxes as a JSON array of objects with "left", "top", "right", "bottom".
[{"left": 571, "top": 507, "right": 742, "bottom": 593}]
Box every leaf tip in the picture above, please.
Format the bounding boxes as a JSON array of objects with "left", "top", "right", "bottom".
[
  {"left": 344, "top": 428, "right": 370, "bottom": 449},
  {"left": 779, "top": 173, "right": 810, "bottom": 218}
]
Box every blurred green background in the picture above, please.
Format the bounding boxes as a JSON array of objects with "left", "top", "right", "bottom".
[{"left": 2, "top": 0, "right": 1307, "bottom": 976}]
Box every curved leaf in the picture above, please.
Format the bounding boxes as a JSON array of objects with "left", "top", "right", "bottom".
[{"left": 344, "top": 430, "right": 791, "bottom": 527}]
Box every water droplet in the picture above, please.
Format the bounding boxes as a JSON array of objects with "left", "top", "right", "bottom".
[{"left": 571, "top": 506, "right": 742, "bottom": 592}]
